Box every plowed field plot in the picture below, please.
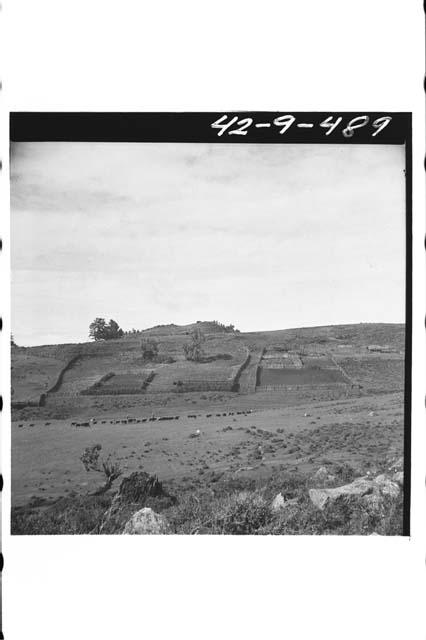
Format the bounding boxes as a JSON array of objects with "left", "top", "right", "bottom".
[
  {"left": 84, "top": 372, "right": 155, "bottom": 395},
  {"left": 257, "top": 366, "right": 347, "bottom": 387}
]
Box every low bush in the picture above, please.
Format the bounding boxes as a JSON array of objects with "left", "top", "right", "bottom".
[{"left": 11, "top": 494, "right": 112, "bottom": 535}]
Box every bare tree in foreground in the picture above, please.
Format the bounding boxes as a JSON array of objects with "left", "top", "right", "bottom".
[{"left": 80, "top": 444, "right": 123, "bottom": 495}]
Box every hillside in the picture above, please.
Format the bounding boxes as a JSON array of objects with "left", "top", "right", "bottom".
[
  {"left": 11, "top": 322, "right": 405, "bottom": 419},
  {"left": 11, "top": 321, "right": 406, "bottom": 522}
]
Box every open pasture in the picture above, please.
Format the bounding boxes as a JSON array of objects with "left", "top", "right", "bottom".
[{"left": 11, "top": 391, "right": 404, "bottom": 507}]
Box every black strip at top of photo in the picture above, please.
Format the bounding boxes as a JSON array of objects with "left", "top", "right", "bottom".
[{"left": 10, "top": 112, "right": 410, "bottom": 144}]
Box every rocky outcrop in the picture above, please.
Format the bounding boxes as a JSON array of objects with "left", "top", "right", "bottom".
[
  {"left": 309, "top": 473, "right": 401, "bottom": 511},
  {"left": 309, "top": 477, "right": 374, "bottom": 510},
  {"left": 373, "top": 474, "right": 400, "bottom": 498},
  {"left": 122, "top": 508, "right": 170, "bottom": 534}
]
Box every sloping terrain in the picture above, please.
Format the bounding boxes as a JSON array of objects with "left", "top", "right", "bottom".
[
  {"left": 11, "top": 322, "right": 405, "bottom": 410},
  {"left": 11, "top": 344, "right": 80, "bottom": 403},
  {"left": 11, "top": 322, "right": 406, "bottom": 516}
]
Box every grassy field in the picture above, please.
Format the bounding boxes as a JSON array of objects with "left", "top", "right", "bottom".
[{"left": 11, "top": 322, "right": 406, "bottom": 534}]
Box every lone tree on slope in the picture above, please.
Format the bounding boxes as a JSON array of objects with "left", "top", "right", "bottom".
[{"left": 183, "top": 327, "right": 206, "bottom": 362}]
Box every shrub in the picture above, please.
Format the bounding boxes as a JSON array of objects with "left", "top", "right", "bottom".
[
  {"left": 167, "top": 488, "right": 271, "bottom": 534},
  {"left": 80, "top": 444, "right": 123, "bottom": 494},
  {"left": 183, "top": 328, "right": 206, "bottom": 362},
  {"left": 11, "top": 465, "right": 404, "bottom": 536},
  {"left": 11, "top": 494, "right": 112, "bottom": 535}
]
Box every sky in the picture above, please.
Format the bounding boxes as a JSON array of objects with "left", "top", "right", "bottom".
[{"left": 10, "top": 142, "right": 406, "bottom": 346}]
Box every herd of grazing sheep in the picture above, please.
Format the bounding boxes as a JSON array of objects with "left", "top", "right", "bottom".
[{"left": 17, "top": 409, "right": 254, "bottom": 430}]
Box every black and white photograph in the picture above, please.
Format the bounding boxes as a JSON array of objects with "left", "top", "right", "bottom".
[
  {"left": 8, "top": 113, "right": 411, "bottom": 536},
  {"left": 2, "top": 2, "right": 425, "bottom": 639}
]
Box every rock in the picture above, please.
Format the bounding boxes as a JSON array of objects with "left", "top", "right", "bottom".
[
  {"left": 389, "top": 456, "right": 404, "bottom": 472},
  {"left": 122, "top": 508, "right": 170, "bottom": 534},
  {"left": 392, "top": 471, "right": 404, "bottom": 487},
  {"left": 273, "top": 496, "right": 299, "bottom": 513},
  {"left": 310, "top": 470, "right": 402, "bottom": 511},
  {"left": 271, "top": 493, "right": 286, "bottom": 511},
  {"left": 309, "top": 477, "right": 374, "bottom": 510},
  {"left": 374, "top": 473, "right": 387, "bottom": 483},
  {"left": 271, "top": 493, "right": 299, "bottom": 513},
  {"left": 309, "top": 489, "right": 329, "bottom": 510},
  {"left": 312, "top": 467, "right": 336, "bottom": 484},
  {"left": 312, "top": 466, "right": 329, "bottom": 482},
  {"left": 373, "top": 474, "right": 400, "bottom": 498}
]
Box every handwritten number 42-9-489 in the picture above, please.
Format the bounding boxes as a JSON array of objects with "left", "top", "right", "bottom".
[{"left": 210, "top": 115, "right": 392, "bottom": 138}]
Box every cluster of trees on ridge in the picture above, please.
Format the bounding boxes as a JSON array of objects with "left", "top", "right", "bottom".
[
  {"left": 88, "top": 318, "right": 236, "bottom": 364},
  {"left": 123, "top": 320, "right": 238, "bottom": 336},
  {"left": 88, "top": 320, "right": 208, "bottom": 364},
  {"left": 89, "top": 318, "right": 124, "bottom": 341},
  {"left": 88, "top": 318, "right": 238, "bottom": 343}
]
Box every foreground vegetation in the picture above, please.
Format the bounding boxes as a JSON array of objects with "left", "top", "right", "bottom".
[{"left": 11, "top": 459, "right": 403, "bottom": 536}]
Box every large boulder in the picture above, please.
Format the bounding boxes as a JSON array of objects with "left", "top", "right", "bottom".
[
  {"left": 309, "top": 473, "right": 401, "bottom": 510},
  {"left": 309, "top": 477, "right": 374, "bottom": 510},
  {"left": 122, "top": 507, "right": 170, "bottom": 534}
]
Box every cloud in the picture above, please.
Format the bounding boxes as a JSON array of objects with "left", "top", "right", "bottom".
[{"left": 11, "top": 142, "right": 405, "bottom": 345}]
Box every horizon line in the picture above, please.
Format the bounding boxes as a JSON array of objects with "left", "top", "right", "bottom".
[{"left": 13, "top": 319, "right": 405, "bottom": 349}]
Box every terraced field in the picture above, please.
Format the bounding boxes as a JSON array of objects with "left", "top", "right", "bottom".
[
  {"left": 257, "top": 366, "right": 347, "bottom": 387},
  {"left": 256, "top": 350, "right": 350, "bottom": 388},
  {"left": 333, "top": 355, "right": 405, "bottom": 392},
  {"left": 11, "top": 345, "right": 78, "bottom": 403}
]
